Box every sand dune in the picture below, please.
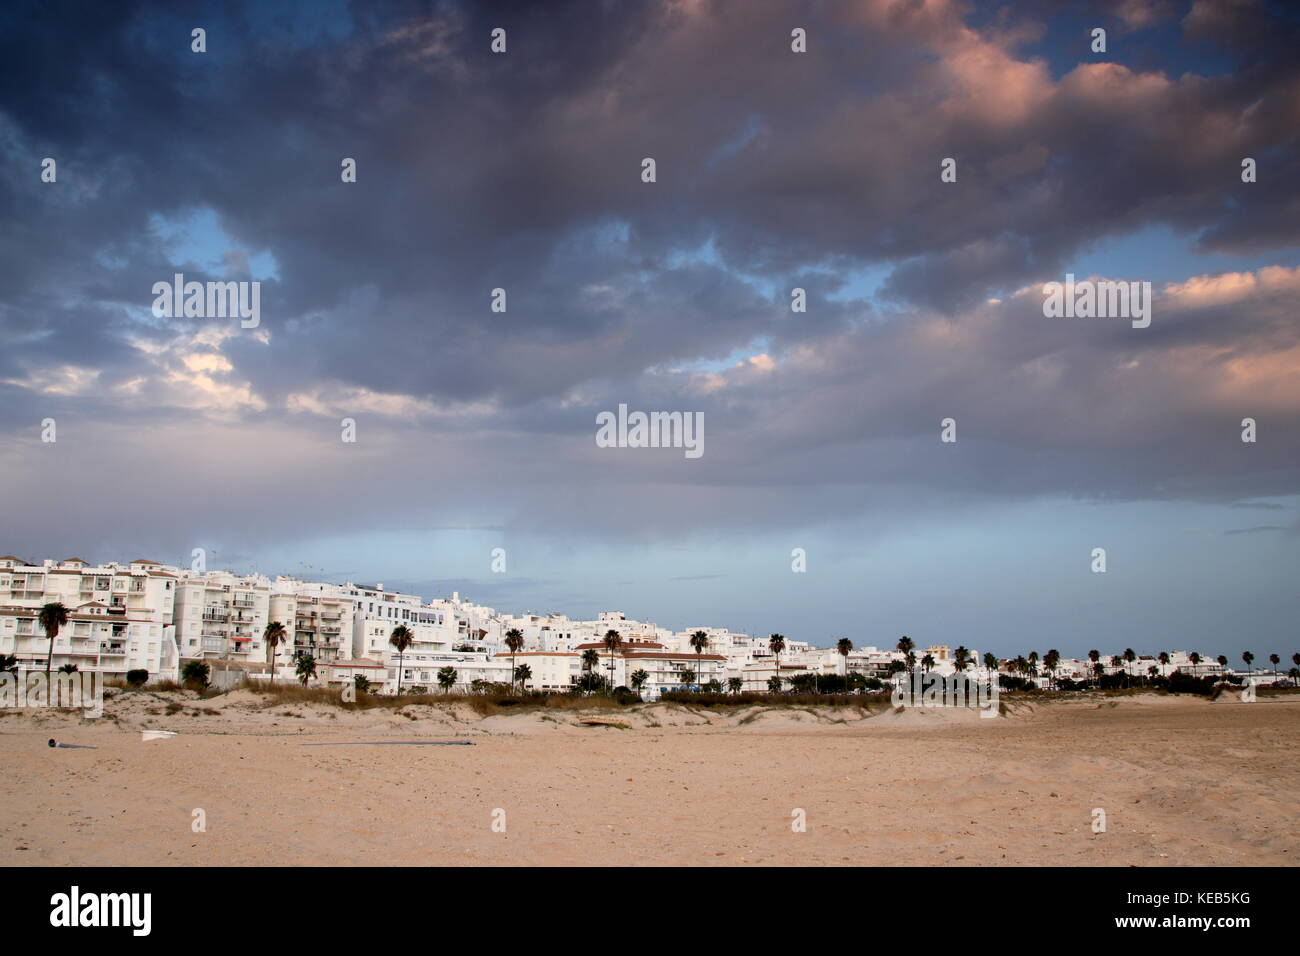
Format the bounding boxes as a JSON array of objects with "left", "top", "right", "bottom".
[{"left": 2, "top": 690, "right": 1296, "bottom": 866}]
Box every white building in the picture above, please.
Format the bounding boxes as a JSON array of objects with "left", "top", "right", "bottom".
[
  {"left": 174, "top": 571, "right": 272, "bottom": 669},
  {"left": 267, "top": 589, "right": 353, "bottom": 674},
  {"left": 496, "top": 639, "right": 726, "bottom": 699},
  {"left": 0, "top": 556, "right": 179, "bottom": 681}
]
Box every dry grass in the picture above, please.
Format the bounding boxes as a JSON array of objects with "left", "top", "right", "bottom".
[
  {"left": 660, "top": 690, "right": 891, "bottom": 710},
  {"left": 136, "top": 678, "right": 1300, "bottom": 719}
]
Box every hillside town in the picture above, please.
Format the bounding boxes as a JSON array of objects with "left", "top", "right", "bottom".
[{"left": 1, "top": 554, "right": 1294, "bottom": 699}]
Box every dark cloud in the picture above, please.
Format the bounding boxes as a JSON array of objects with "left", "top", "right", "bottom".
[{"left": 1, "top": 0, "right": 1298, "bottom": 561}]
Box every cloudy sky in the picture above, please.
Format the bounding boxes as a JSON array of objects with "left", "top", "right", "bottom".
[{"left": 2, "top": 0, "right": 1298, "bottom": 660}]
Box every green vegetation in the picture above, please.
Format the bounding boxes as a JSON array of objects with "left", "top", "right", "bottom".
[
  {"left": 38, "top": 602, "right": 69, "bottom": 676},
  {"left": 181, "top": 660, "right": 210, "bottom": 689}
]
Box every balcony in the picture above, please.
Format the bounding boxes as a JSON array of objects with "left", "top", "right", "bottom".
[
  {"left": 201, "top": 637, "right": 227, "bottom": 654},
  {"left": 98, "top": 645, "right": 127, "bottom": 656},
  {"left": 202, "top": 608, "right": 230, "bottom": 622}
]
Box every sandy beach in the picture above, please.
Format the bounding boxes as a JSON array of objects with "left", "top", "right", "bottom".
[{"left": 2, "top": 690, "right": 1296, "bottom": 866}]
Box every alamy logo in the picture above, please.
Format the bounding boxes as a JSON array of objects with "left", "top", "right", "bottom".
[
  {"left": 151, "top": 272, "right": 260, "bottom": 328},
  {"left": 595, "top": 404, "right": 703, "bottom": 459},
  {"left": 891, "top": 669, "right": 999, "bottom": 717},
  {"left": 50, "top": 886, "right": 151, "bottom": 936},
  {"left": 1042, "top": 274, "right": 1151, "bottom": 328},
  {"left": 1, "top": 671, "right": 103, "bottom": 718}
]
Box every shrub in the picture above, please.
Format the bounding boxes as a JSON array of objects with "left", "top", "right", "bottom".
[
  {"left": 125, "top": 669, "right": 149, "bottom": 688},
  {"left": 659, "top": 690, "right": 888, "bottom": 710},
  {"left": 998, "top": 675, "right": 1037, "bottom": 692},
  {"left": 1166, "top": 671, "right": 1216, "bottom": 696},
  {"left": 181, "top": 660, "right": 210, "bottom": 689}
]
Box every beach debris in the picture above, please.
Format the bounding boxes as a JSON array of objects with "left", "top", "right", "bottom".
[
  {"left": 47, "top": 738, "right": 97, "bottom": 749},
  {"left": 299, "top": 740, "right": 475, "bottom": 747},
  {"left": 141, "top": 729, "right": 178, "bottom": 742},
  {"left": 578, "top": 716, "right": 629, "bottom": 728}
]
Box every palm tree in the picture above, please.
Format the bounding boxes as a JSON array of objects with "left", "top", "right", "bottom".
[
  {"left": 38, "top": 602, "right": 69, "bottom": 677},
  {"left": 1088, "top": 649, "right": 1100, "bottom": 684},
  {"left": 1158, "top": 652, "right": 1170, "bottom": 680},
  {"left": 1043, "top": 649, "right": 1060, "bottom": 689},
  {"left": 678, "top": 667, "right": 696, "bottom": 687},
  {"left": 0, "top": 654, "right": 17, "bottom": 674},
  {"left": 897, "top": 636, "right": 914, "bottom": 674},
  {"left": 514, "top": 663, "right": 532, "bottom": 691},
  {"left": 954, "top": 646, "right": 971, "bottom": 672},
  {"left": 437, "top": 666, "right": 457, "bottom": 693},
  {"left": 604, "top": 629, "right": 624, "bottom": 691},
  {"left": 921, "top": 653, "right": 935, "bottom": 673},
  {"left": 768, "top": 634, "right": 786, "bottom": 692},
  {"left": 581, "top": 648, "right": 600, "bottom": 695},
  {"left": 296, "top": 653, "right": 317, "bottom": 686},
  {"left": 1188, "top": 652, "right": 1201, "bottom": 677},
  {"left": 689, "top": 631, "right": 710, "bottom": 690},
  {"left": 1292, "top": 652, "right": 1300, "bottom": 676},
  {"left": 1110, "top": 655, "right": 1124, "bottom": 687},
  {"left": 504, "top": 628, "right": 524, "bottom": 693},
  {"left": 727, "top": 676, "right": 743, "bottom": 695},
  {"left": 1217, "top": 655, "right": 1228, "bottom": 675},
  {"left": 1093, "top": 662, "right": 1105, "bottom": 685},
  {"left": 389, "top": 625, "right": 414, "bottom": 695},
  {"left": 262, "top": 620, "right": 287, "bottom": 685},
  {"left": 1123, "top": 648, "right": 1136, "bottom": 683},
  {"left": 1242, "top": 651, "right": 1254, "bottom": 676},
  {"left": 1268, "top": 653, "right": 1280, "bottom": 674},
  {"left": 836, "top": 638, "right": 853, "bottom": 686},
  {"left": 982, "top": 652, "right": 998, "bottom": 680},
  {"left": 630, "top": 668, "right": 649, "bottom": 699}
]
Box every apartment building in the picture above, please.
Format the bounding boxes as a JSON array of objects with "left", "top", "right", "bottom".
[
  {"left": 494, "top": 649, "right": 583, "bottom": 691},
  {"left": 497, "top": 640, "right": 726, "bottom": 699},
  {"left": 173, "top": 572, "right": 272, "bottom": 668},
  {"left": 389, "top": 655, "right": 513, "bottom": 692},
  {"left": 268, "top": 590, "right": 352, "bottom": 671},
  {"left": 621, "top": 644, "right": 726, "bottom": 699},
  {"left": 0, "top": 556, "right": 179, "bottom": 680}
]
